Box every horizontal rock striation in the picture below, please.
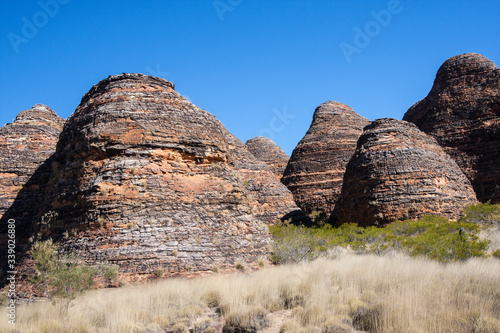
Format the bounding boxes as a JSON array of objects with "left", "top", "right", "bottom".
[
  {"left": 0, "top": 104, "right": 64, "bottom": 218},
  {"left": 245, "top": 136, "right": 289, "bottom": 179},
  {"left": 333, "top": 118, "right": 478, "bottom": 227},
  {"left": 281, "top": 101, "right": 369, "bottom": 216},
  {"left": 404, "top": 53, "right": 500, "bottom": 203},
  {"left": 2, "top": 74, "right": 302, "bottom": 278}
]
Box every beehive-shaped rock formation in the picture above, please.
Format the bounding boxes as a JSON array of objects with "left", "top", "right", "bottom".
[
  {"left": 404, "top": 53, "right": 500, "bottom": 203},
  {"left": 281, "top": 101, "right": 369, "bottom": 215},
  {"left": 333, "top": 118, "right": 478, "bottom": 227},
  {"left": 0, "top": 104, "right": 64, "bottom": 218},
  {"left": 2, "top": 74, "right": 301, "bottom": 276},
  {"left": 245, "top": 136, "right": 289, "bottom": 179}
]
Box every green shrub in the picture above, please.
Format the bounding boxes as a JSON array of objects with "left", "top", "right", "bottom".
[
  {"left": 460, "top": 202, "right": 500, "bottom": 225},
  {"left": 100, "top": 264, "right": 119, "bottom": 286},
  {"left": 493, "top": 249, "right": 500, "bottom": 259},
  {"left": 387, "top": 216, "right": 490, "bottom": 262},
  {"left": 310, "top": 211, "right": 329, "bottom": 227},
  {"left": 269, "top": 225, "right": 321, "bottom": 264},
  {"left": 29, "top": 239, "right": 100, "bottom": 313},
  {"left": 270, "top": 214, "right": 490, "bottom": 264}
]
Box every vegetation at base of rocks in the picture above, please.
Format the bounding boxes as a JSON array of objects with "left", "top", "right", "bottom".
[
  {"left": 270, "top": 203, "right": 498, "bottom": 264},
  {"left": 153, "top": 267, "right": 165, "bottom": 278},
  {"left": 2, "top": 255, "right": 499, "bottom": 333},
  {"left": 28, "top": 239, "right": 119, "bottom": 313},
  {"left": 234, "top": 261, "right": 245, "bottom": 271},
  {"left": 29, "top": 239, "right": 97, "bottom": 314},
  {"left": 459, "top": 201, "right": 500, "bottom": 225}
]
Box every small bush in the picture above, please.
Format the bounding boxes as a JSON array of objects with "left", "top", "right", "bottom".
[
  {"left": 29, "top": 239, "right": 97, "bottom": 313},
  {"left": 201, "top": 290, "right": 221, "bottom": 308},
  {"left": 269, "top": 225, "right": 321, "bottom": 264},
  {"left": 310, "top": 211, "right": 329, "bottom": 227},
  {"left": 350, "top": 303, "right": 384, "bottom": 333},
  {"left": 100, "top": 264, "right": 119, "bottom": 286},
  {"left": 493, "top": 249, "right": 500, "bottom": 259},
  {"left": 153, "top": 267, "right": 164, "bottom": 278},
  {"left": 234, "top": 261, "right": 245, "bottom": 271},
  {"left": 223, "top": 307, "right": 269, "bottom": 333},
  {"left": 460, "top": 202, "right": 500, "bottom": 225}
]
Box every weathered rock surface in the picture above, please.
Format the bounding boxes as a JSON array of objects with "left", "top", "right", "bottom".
[
  {"left": 281, "top": 101, "right": 370, "bottom": 215},
  {"left": 404, "top": 53, "right": 500, "bottom": 203},
  {"left": 0, "top": 104, "right": 64, "bottom": 218},
  {"left": 1, "top": 74, "right": 301, "bottom": 279},
  {"left": 333, "top": 118, "right": 478, "bottom": 227},
  {"left": 245, "top": 136, "right": 289, "bottom": 179}
]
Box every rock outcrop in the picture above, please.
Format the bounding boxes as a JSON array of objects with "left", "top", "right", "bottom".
[
  {"left": 0, "top": 104, "right": 64, "bottom": 218},
  {"left": 281, "top": 101, "right": 370, "bottom": 215},
  {"left": 2, "top": 74, "right": 302, "bottom": 278},
  {"left": 404, "top": 53, "right": 500, "bottom": 203},
  {"left": 245, "top": 136, "right": 289, "bottom": 179},
  {"left": 333, "top": 118, "right": 478, "bottom": 227}
]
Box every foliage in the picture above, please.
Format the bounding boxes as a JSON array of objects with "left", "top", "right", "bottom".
[
  {"left": 29, "top": 239, "right": 99, "bottom": 313},
  {"left": 459, "top": 202, "right": 500, "bottom": 225},
  {"left": 49, "top": 256, "right": 96, "bottom": 311},
  {"left": 29, "top": 239, "right": 59, "bottom": 296},
  {"left": 493, "top": 249, "right": 500, "bottom": 259},
  {"left": 99, "top": 264, "right": 119, "bottom": 287},
  {"left": 269, "top": 224, "right": 322, "bottom": 264},
  {"left": 270, "top": 213, "right": 491, "bottom": 263},
  {"left": 387, "top": 216, "right": 489, "bottom": 262},
  {"left": 153, "top": 267, "right": 164, "bottom": 278}
]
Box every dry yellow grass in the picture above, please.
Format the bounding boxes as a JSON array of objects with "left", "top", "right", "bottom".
[{"left": 2, "top": 254, "right": 499, "bottom": 332}]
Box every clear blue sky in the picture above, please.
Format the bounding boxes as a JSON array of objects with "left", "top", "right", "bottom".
[{"left": 1, "top": 1, "right": 499, "bottom": 155}]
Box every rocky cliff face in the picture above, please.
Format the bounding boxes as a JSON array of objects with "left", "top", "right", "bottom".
[
  {"left": 245, "top": 136, "right": 289, "bottom": 179},
  {"left": 333, "top": 118, "right": 478, "bottom": 227},
  {"left": 2, "top": 74, "right": 301, "bottom": 277},
  {"left": 0, "top": 104, "right": 64, "bottom": 218},
  {"left": 404, "top": 53, "right": 500, "bottom": 203},
  {"left": 281, "top": 101, "right": 369, "bottom": 215}
]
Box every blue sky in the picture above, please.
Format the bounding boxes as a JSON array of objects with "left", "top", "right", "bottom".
[{"left": 1, "top": 1, "right": 499, "bottom": 155}]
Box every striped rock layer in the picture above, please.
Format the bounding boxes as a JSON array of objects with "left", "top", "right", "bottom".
[
  {"left": 404, "top": 53, "right": 500, "bottom": 203},
  {"left": 245, "top": 136, "right": 289, "bottom": 179},
  {"left": 0, "top": 104, "right": 64, "bottom": 218},
  {"left": 281, "top": 101, "right": 369, "bottom": 216},
  {"left": 333, "top": 118, "right": 478, "bottom": 227},
  {"left": 1, "top": 74, "right": 302, "bottom": 278}
]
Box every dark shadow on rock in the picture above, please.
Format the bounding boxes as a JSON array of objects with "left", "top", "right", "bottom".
[
  {"left": 280, "top": 209, "right": 312, "bottom": 227},
  {"left": 0, "top": 155, "right": 57, "bottom": 287}
]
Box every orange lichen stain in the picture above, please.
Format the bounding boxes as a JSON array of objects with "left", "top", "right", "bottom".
[
  {"left": 123, "top": 129, "right": 144, "bottom": 145},
  {"left": 97, "top": 182, "right": 140, "bottom": 199},
  {"left": 0, "top": 173, "right": 17, "bottom": 179},
  {"left": 149, "top": 149, "right": 182, "bottom": 161}
]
